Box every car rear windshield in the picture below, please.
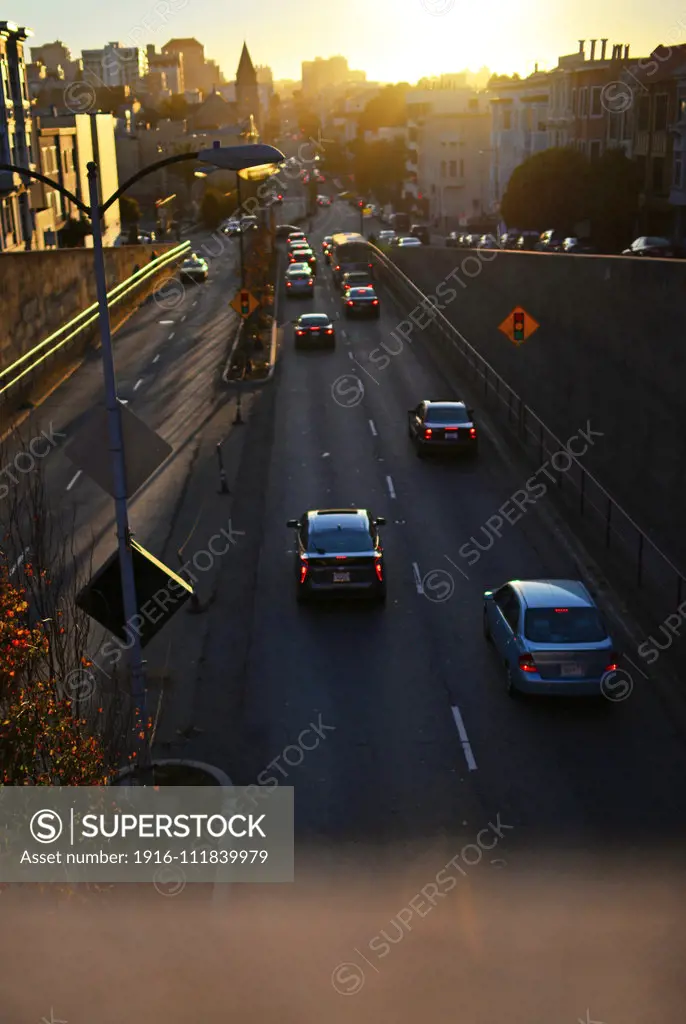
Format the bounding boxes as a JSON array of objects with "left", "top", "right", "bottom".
[
  {"left": 523, "top": 607, "right": 607, "bottom": 644},
  {"left": 309, "top": 527, "right": 373, "bottom": 553},
  {"left": 300, "top": 315, "right": 329, "bottom": 325},
  {"left": 290, "top": 274, "right": 310, "bottom": 280},
  {"left": 426, "top": 405, "right": 469, "bottom": 424},
  {"left": 349, "top": 287, "right": 374, "bottom": 297}
]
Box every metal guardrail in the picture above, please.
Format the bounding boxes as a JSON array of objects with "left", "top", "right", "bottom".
[
  {"left": 372, "top": 245, "right": 686, "bottom": 622},
  {"left": 0, "top": 242, "right": 190, "bottom": 406}
]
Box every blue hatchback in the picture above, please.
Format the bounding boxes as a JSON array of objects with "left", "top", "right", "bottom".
[{"left": 483, "top": 579, "right": 618, "bottom": 697}]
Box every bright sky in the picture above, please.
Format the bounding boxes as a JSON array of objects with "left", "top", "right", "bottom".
[{"left": 20, "top": 0, "right": 686, "bottom": 83}]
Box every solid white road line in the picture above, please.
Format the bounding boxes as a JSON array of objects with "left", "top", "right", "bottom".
[
  {"left": 451, "top": 706, "right": 478, "bottom": 771},
  {"left": 134, "top": 379, "right": 144, "bottom": 391},
  {"left": 153, "top": 354, "right": 160, "bottom": 364},
  {"left": 386, "top": 475, "right": 396, "bottom": 499},
  {"left": 412, "top": 562, "right": 423, "bottom": 594},
  {"left": 368, "top": 419, "right": 377, "bottom": 436},
  {"left": 66, "top": 470, "right": 82, "bottom": 491}
]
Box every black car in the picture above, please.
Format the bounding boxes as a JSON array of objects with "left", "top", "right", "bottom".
[
  {"left": 294, "top": 312, "right": 336, "bottom": 349},
  {"left": 408, "top": 400, "right": 478, "bottom": 457},
  {"left": 536, "top": 229, "right": 567, "bottom": 252},
  {"left": 340, "top": 270, "right": 373, "bottom": 292},
  {"left": 515, "top": 231, "right": 541, "bottom": 251},
  {"left": 344, "top": 285, "right": 380, "bottom": 317},
  {"left": 288, "top": 247, "right": 318, "bottom": 272},
  {"left": 410, "top": 224, "right": 430, "bottom": 244},
  {"left": 286, "top": 509, "right": 387, "bottom": 603}
]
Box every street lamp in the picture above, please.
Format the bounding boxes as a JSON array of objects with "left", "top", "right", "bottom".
[{"left": 0, "top": 135, "right": 284, "bottom": 770}]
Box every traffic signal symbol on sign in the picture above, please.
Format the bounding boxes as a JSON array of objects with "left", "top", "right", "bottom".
[
  {"left": 230, "top": 289, "right": 259, "bottom": 317},
  {"left": 498, "top": 306, "right": 539, "bottom": 345}
]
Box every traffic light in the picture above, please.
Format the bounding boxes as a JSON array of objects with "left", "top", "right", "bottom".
[
  {"left": 513, "top": 310, "right": 525, "bottom": 343},
  {"left": 240, "top": 289, "right": 250, "bottom": 316}
]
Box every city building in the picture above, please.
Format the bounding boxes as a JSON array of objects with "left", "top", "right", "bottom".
[
  {"left": 0, "top": 21, "right": 37, "bottom": 251},
  {"left": 145, "top": 45, "right": 184, "bottom": 95},
  {"left": 28, "top": 39, "right": 81, "bottom": 80},
  {"left": 236, "top": 42, "right": 260, "bottom": 129},
  {"left": 302, "top": 56, "right": 349, "bottom": 95},
  {"left": 162, "top": 38, "right": 206, "bottom": 95},
  {"left": 487, "top": 67, "right": 551, "bottom": 212},
  {"left": 406, "top": 81, "right": 491, "bottom": 227},
  {"left": 82, "top": 42, "right": 147, "bottom": 90},
  {"left": 34, "top": 114, "right": 79, "bottom": 245},
  {"left": 330, "top": 86, "right": 382, "bottom": 144}
]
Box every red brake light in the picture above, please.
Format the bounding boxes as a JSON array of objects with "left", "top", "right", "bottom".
[
  {"left": 308, "top": 279, "right": 314, "bottom": 285},
  {"left": 469, "top": 427, "right": 477, "bottom": 438},
  {"left": 372, "top": 299, "right": 379, "bottom": 305},
  {"left": 445, "top": 426, "right": 457, "bottom": 431},
  {"left": 335, "top": 556, "right": 347, "bottom": 560},
  {"left": 286, "top": 282, "right": 291, "bottom": 287},
  {"left": 554, "top": 608, "right": 568, "bottom": 613},
  {"left": 325, "top": 328, "right": 333, "bottom": 334},
  {"left": 605, "top": 662, "right": 619, "bottom": 672},
  {"left": 519, "top": 654, "right": 537, "bottom": 673},
  {"left": 300, "top": 564, "right": 308, "bottom": 584},
  {"left": 375, "top": 561, "right": 383, "bottom": 581},
  {"left": 334, "top": 265, "right": 340, "bottom": 270},
  {"left": 424, "top": 427, "right": 432, "bottom": 439},
  {"left": 347, "top": 300, "right": 353, "bottom": 305}
]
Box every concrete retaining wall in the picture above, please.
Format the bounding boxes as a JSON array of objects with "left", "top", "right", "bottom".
[
  {"left": 388, "top": 247, "right": 686, "bottom": 569},
  {"left": 0, "top": 243, "right": 181, "bottom": 421}
]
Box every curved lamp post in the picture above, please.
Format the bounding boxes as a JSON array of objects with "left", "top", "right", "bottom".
[{"left": 0, "top": 139, "right": 284, "bottom": 769}]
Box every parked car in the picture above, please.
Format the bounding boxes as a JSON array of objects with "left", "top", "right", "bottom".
[
  {"left": 396, "top": 236, "right": 422, "bottom": 248},
  {"left": 478, "top": 234, "right": 500, "bottom": 249},
  {"left": 499, "top": 230, "right": 522, "bottom": 250},
  {"left": 445, "top": 231, "right": 461, "bottom": 247},
  {"left": 621, "top": 236, "right": 685, "bottom": 257},
  {"left": 377, "top": 230, "right": 397, "bottom": 245},
  {"left": 482, "top": 579, "right": 618, "bottom": 697},
  {"left": 562, "top": 237, "right": 597, "bottom": 254},
  {"left": 410, "top": 224, "right": 431, "bottom": 244},
  {"left": 515, "top": 231, "right": 541, "bottom": 251},
  {"left": 536, "top": 229, "right": 567, "bottom": 252}
]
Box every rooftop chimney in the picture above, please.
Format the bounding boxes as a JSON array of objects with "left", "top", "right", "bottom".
[
  {"left": 590, "top": 39, "right": 597, "bottom": 61},
  {"left": 534, "top": 62, "right": 538, "bottom": 72},
  {"left": 600, "top": 38, "right": 608, "bottom": 60},
  {"left": 624, "top": 44, "right": 630, "bottom": 59},
  {"left": 579, "top": 40, "right": 585, "bottom": 57}
]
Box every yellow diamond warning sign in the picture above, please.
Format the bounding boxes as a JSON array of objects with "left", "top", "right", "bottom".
[
  {"left": 498, "top": 306, "right": 539, "bottom": 345},
  {"left": 230, "top": 289, "right": 259, "bottom": 318}
]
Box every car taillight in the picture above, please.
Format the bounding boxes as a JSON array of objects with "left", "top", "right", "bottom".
[
  {"left": 296, "top": 329, "right": 305, "bottom": 334},
  {"left": 445, "top": 426, "right": 457, "bottom": 432},
  {"left": 375, "top": 561, "right": 383, "bottom": 582},
  {"left": 605, "top": 655, "right": 619, "bottom": 671},
  {"left": 335, "top": 556, "right": 347, "bottom": 560},
  {"left": 347, "top": 300, "right": 354, "bottom": 306},
  {"left": 334, "top": 265, "right": 340, "bottom": 270},
  {"left": 325, "top": 328, "right": 333, "bottom": 334},
  {"left": 286, "top": 282, "right": 291, "bottom": 287},
  {"left": 519, "top": 654, "right": 537, "bottom": 673},
  {"left": 308, "top": 279, "right": 314, "bottom": 285},
  {"left": 300, "top": 564, "right": 308, "bottom": 583},
  {"left": 372, "top": 299, "right": 379, "bottom": 305},
  {"left": 424, "top": 427, "right": 432, "bottom": 439},
  {"left": 469, "top": 427, "right": 477, "bottom": 438}
]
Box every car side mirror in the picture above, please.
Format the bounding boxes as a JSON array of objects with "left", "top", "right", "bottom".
[
  {"left": 286, "top": 519, "right": 299, "bottom": 528},
  {"left": 375, "top": 517, "right": 387, "bottom": 526}
]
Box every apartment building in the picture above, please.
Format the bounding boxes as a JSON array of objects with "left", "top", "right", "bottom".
[
  {"left": 0, "top": 21, "right": 37, "bottom": 250},
  {"left": 82, "top": 42, "right": 147, "bottom": 90}
]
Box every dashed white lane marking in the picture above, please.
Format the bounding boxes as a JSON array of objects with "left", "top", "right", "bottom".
[
  {"left": 153, "top": 354, "right": 160, "bottom": 364},
  {"left": 134, "top": 379, "right": 144, "bottom": 391},
  {"left": 181, "top": 315, "right": 187, "bottom": 322},
  {"left": 451, "top": 706, "right": 478, "bottom": 771},
  {"left": 369, "top": 419, "right": 377, "bottom": 436},
  {"left": 341, "top": 330, "right": 347, "bottom": 339},
  {"left": 66, "top": 470, "right": 82, "bottom": 491},
  {"left": 192, "top": 301, "right": 198, "bottom": 307},
  {"left": 169, "top": 332, "right": 175, "bottom": 340},
  {"left": 159, "top": 320, "right": 173, "bottom": 325},
  {"left": 386, "top": 475, "right": 396, "bottom": 499},
  {"left": 348, "top": 351, "right": 354, "bottom": 360},
  {"left": 412, "top": 562, "right": 423, "bottom": 594}
]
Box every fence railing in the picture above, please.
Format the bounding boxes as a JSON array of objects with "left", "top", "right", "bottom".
[
  {"left": 0, "top": 242, "right": 190, "bottom": 412},
  {"left": 372, "top": 245, "right": 686, "bottom": 623}
]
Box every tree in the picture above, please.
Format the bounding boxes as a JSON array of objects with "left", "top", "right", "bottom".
[
  {"left": 349, "top": 138, "right": 408, "bottom": 205},
  {"left": 158, "top": 94, "right": 189, "bottom": 121},
  {"left": 587, "top": 148, "right": 640, "bottom": 251},
  {"left": 501, "top": 147, "right": 591, "bottom": 230},
  {"left": 59, "top": 216, "right": 92, "bottom": 248},
  {"left": 120, "top": 195, "right": 141, "bottom": 225},
  {"left": 357, "top": 84, "right": 410, "bottom": 132}
]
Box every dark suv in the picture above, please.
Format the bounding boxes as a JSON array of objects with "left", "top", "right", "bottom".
[{"left": 410, "top": 224, "right": 430, "bottom": 245}]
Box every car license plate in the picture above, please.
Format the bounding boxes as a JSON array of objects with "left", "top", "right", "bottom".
[
  {"left": 561, "top": 663, "right": 583, "bottom": 676},
  {"left": 445, "top": 433, "right": 457, "bottom": 440},
  {"left": 333, "top": 572, "right": 350, "bottom": 583}
]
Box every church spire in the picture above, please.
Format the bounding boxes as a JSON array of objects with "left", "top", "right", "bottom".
[{"left": 236, "top": 41, "right": 256, "bottom": 84}]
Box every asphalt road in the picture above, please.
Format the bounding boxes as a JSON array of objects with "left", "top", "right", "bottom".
[{"left": 236, "top": 196, "right": 686, "bottom": 852}]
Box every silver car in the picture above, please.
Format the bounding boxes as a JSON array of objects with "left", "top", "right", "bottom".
[
  {"left": 285, "top": 263, "right": 315, "bottom": 297},
  {"left": 483, "top": 579, "right": 618, "bottom": 697}
]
